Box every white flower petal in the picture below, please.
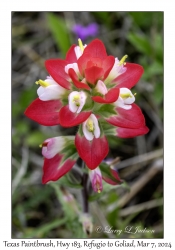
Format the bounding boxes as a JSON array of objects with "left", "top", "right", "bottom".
[
  {"left": 37, "top": 78, "right": 66, "bottom": 101},
  {"left": 115, "top": 97, "right": 132, "bottom": 110},
  {"left": 68, "top": 91, "right": 86, "bottom": 113},
  {"left": 42, "top": 137, "right": 65, "bottom": 159},
  {"left": 68, "top": 91, "right": 79, "bottom": 113},
  {"left": 95, "top": 80, "right": 108, "bottom": 95},
  {"left": 46, "top": 75, "right": 52, "bottom": 80},
  {"left": 82, "top": 114, "right": 100, "bottom": 141},
  {"left": 74, "top": 45, "right": 87, "bottom": 59},
  {"left": 114, "top": 88, "right": 135, "bottom": 110},
  {"left": 120, "top": 88, "right": 135, "bottom": 104},
  {"left": 89, "top": 167, "right": 102, "bottom": 183},
  {"left": 83, "top": 121, "right": 94, "bottom": 141},
  {"left": 90, "top": 114, "right": 100, "bottom": 138},
  {"left": 65, "top": 63, "right": 80, "bottom": 76},
  {"left": 74, "top": 46, "right": 82, "bottom": 59},
  {"left": 77, "top": 91, "right": 87, "bottom": 113},
  {"left": 37, "top": 85, "right": 65, "bottom": 101},
  {"left": 37, "top": 86, "right": 46, "bottom": 96},
  {"left": 45, "top": 78, "right": 59, "bottom": 85},
  {"left": 105, "top": 57, "right": 127, "bottom": 83}
]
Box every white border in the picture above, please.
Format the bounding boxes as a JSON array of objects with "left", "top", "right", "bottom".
[{"left": 1, "top": 0, "right": 175, "bottom": 248}]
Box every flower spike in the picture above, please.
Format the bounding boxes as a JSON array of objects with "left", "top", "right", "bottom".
[{"left": 24, "top": 38, "right": 149, "bottom": 193}]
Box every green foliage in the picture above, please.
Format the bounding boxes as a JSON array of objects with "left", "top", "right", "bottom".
[
  {"left": 23, "top": 217, "right": 67, "bottom": 238},
  {"left": 129, "top": 12, "right": 163, "bottom": 31},
  {"left": 94, "top": 103, "right": 116, "bottom": 118},
  {"left": 57, "top": 174, "right": 82, "bottom": 189},
  {"left": 47, "top": 13, "right": 71, "bottom": 56},
  {"left": 106, "top": 135, "right": 123, "bottom": 148},
  {"left": 128, "top": 33, "right": 153, "bottom": 55},
  {"left": 61, "top": 138, "right": 79, "bottom": 162},
  {"left": 92, "top": 12, "right": 111, "bottom": 26},
  {"left": 50, "top": 183, "right": 86, "bottom": 238}
]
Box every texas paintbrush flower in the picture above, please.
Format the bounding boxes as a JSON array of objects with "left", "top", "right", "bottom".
[{"left": 25, "top": 38, "right": 149, "bottom": 189}]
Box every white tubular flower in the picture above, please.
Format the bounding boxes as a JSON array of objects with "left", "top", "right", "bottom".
[
  {"left": 65, "top": 63, "right": 81, "bottom": 77},
  {"left": 41, "top": 136, "right": 65, "bottom": 159},
  {"left": 36, "top": 77, "right": 66, "bottom": 101},
  {"left": 74, "top": 39, "right": 87, "bottom": 59},
  {"left": 41, "top": 136, "right": 74, "bottom": 159},
  {"left": 74, "top": 46, "right": 83, "bottom": 59},
  {"left": 115, "top": 88, "right": 135, "bottom": 110},
  {"left": 83, "top": 114, "right": 100, "bottom": 141},
  {"left": 89, "top": 167, "right": 103, "bottom": 193},
  {"left": 95, "top": 80, "right": 108, "bottom": 95},
  {"left": 68, "top": 91, "right": 87, "bottom": 113},
  {"left": 105, "top": 57, "right": 127, "bottom": 83}
]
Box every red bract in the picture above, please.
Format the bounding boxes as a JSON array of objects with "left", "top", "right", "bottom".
[
  {"left": 41, "top": 136, "right": 78, "bottom": 184},
  {"left": 42, "top": 154, "right": 76, "bottom": 184},
  {"left": 106, "top": 104, "right": 146, "bottom": 129},
  {"left": 24, "top": 98, "right": 62, "bottom": 126},
  {"left": 24, "top": 38, "right": 149, "bottom": 188},
  {"left": 75, "top": 134, "right": 109, "bottom": 170}
]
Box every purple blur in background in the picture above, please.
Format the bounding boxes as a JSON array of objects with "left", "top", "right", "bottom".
[{"left": 72, "top": 23, "right": 99, "bottom": 40}]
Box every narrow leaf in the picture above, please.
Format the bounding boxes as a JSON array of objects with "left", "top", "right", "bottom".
[{"left": 47, "top": 13, "right": 71, "bottom": 56}]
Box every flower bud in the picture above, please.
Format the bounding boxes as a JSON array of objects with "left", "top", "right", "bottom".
[{"left": 89, "top": 167, "right": 103, "bottom": 193}]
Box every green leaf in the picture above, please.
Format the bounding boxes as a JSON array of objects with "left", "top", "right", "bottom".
[
  {"left": 106, "top": 135, "right": 122, "bottom": 148},
  {"left": 57, "top": 175, "right": 82, "bottom": 189},
  {"left": 82, "top": 93, "right": 94, "bottom": 111},
  {"left": 47, "top": 13, "right": 71, "bottom": 56},
  {"left": 93, "top": 103, "right": 116, "bottom": 118},
  {"left": 23, "top": 217, "right": 67, "bottom": 238},
  {"left": 88, "top": 192, "right": 103, "bottom": 202},
  {"left": 129, "top": 12, "right": 156, "bottom": 29},
  {"left": 100, "top": 119, "right": 116, "bottom": 136},
  {"left": 143, "top": 61, "right": 163, "bottom": 80},
  {"left": 50, "top": 183, "right": 79, "bottom": 220},
  {"left": 129, "top": 12, "right": 163, "bottom": 31},
  {"left": 92, "top": 12, "right": 111, "bottom": 26},
  {"left": 61, "top": 138, "right": 78, "bottom": 162},
  {"left": 154, "top": 34, "right": 163, "bottom": 61},
  {"left": 154, "top": 82, "right": 163, "bottom": 105},
  {"left": 127, "top": 32, "right": 152, "bottom": 55}
]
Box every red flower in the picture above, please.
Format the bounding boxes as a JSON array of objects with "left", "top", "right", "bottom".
[
  {"left": 41, "top": 136, "right": 78, "bottom": 184},
  {"left": 25, "top": 39, "right": 149, "bottom": 185}
]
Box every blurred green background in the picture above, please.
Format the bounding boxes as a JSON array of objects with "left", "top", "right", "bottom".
[{"left": 12, "top": 12, "right": 163, "bottom": 238}]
